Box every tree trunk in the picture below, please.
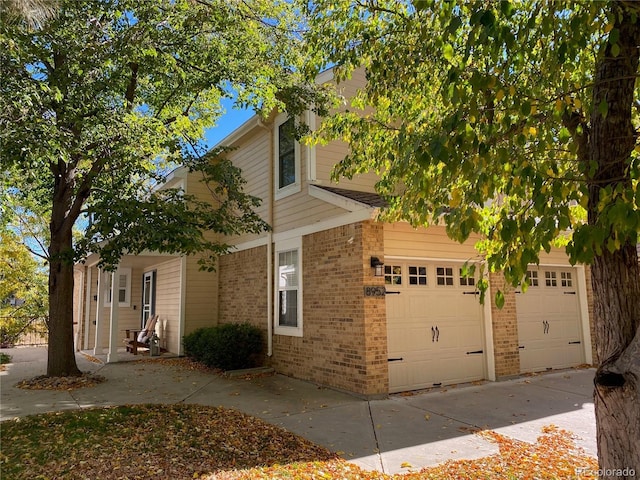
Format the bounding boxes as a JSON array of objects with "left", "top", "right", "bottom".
[
  {"left": 591, "top": 245, "right": 640, "bottom": 477},
  {"left": 47, "top": 225, "right": 81, "bottom": 377},
  {"left": 588, "top": 3, "right": 640, "bottom": 477},
  {"left": 47, "top": 161, "right": 81, "bottom": 377}
]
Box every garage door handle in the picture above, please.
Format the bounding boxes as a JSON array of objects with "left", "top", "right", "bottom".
[
  {"left": 564, "top": 291, "right": 576, "bottom": 295},
  {"left": 568, "top": 341, "right": 581, "bottom": 344},
  {"left": 519, "top": 345, "right": 525, "bottom": 349},
  {"left": 385, "top": 290, "right": 401, "bottom": 295},
  {"left": 463, "top": 291, "right": 480, "bottom": 295},
  {"left": 466, "top": 350, "right": 484, "bottom": 355},
  {"left": 388, "top": 357, "right": 404, "bottom": 362}
]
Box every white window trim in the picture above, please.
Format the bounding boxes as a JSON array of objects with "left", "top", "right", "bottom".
[
  {"left": 274, "top": 237, "right": 303, "bottom": 337},
  {"left": 274, "top": 112, "right": 301, "bottom": 200},
  {"left": 103, "top": 267, "right": 132, "bottom": 308}
]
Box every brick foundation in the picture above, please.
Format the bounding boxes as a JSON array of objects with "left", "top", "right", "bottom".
[
  {"left": 218, "top": 246, "right": 268, "bottom": 338},
  {"left": 489, "top": 272, "right": 521, "bottom": 378},
  {"left": 271, "top": 221, "right": 388, "bottom": 397}
]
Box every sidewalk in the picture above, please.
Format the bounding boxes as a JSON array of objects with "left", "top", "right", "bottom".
[{"left": 0, "top": 346, "right": 597, "bottom": 475}]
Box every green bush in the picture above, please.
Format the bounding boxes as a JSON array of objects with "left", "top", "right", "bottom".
[{"left": 183, "top": 323, "right": 264, "bottom": 371}]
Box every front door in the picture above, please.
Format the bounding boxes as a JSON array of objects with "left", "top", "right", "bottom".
[{"left": 141, "top": 271, "right": 156, "bottom": 329}]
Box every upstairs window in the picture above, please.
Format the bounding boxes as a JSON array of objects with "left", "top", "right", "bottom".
[{"left": 275, "top": 115, "right": 300, "bottom": 199}]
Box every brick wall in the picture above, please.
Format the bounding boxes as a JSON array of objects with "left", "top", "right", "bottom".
[
  {"left": 584, "top": 265, "right": 597, "bottom": 365},
  {"left": 489, "top": 272, "right": 521, "bottom": 378},
  {"left": 218, "top": 246, "right": 268, "bottom": 339},
  {"left": 271, "top": 220, "right": 388, "bottom": 397}
]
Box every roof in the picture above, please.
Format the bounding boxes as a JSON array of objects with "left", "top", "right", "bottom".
[{"left": 313, "top": 185, "right": 387, "bottom": 208}]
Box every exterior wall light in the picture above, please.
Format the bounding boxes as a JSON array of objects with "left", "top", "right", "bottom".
[{"left": 371, "top": 256, "right": 384, "bottom": 277}]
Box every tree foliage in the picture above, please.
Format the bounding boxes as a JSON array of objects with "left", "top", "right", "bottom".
[
  {"left": 306, "top": 0, "right": 639, "bottom": 293},
  {"left": 0, "top": 0, "right": 328, "bottom": 376},
  {"left": 0, "top": 228, "right": 48, "bottom": 346},
  {"left": 0, "top": 0, "right": 327, "bottom": 269},
  {"left": 306, "top": 0, "right": 640, "bottom": 471}
]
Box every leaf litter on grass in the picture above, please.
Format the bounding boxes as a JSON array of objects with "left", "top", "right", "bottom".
[{"left": 2, "top": 402, "right": 597, "bottom": 480}]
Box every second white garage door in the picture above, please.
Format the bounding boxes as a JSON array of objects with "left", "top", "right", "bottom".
[
  {"left": 515, "top": 266, "right": 585, "bottom": 373},
  {"left": 386, "top": 260, "right": 485, "bottom": 393}
]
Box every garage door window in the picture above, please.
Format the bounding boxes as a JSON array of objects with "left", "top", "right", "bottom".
[
  {"left": 385, "top": 265, "right": 402, "bottom": 285},
  {"left": 545, "top": 271, "right": 557, "bottom": 287},
  {"left": 408, "top": 266, "right": 427, "bottom": 285},
  {"left": 459, "top": 268, "right": 475, "bottom": 286},
  {"left": 526, "top": 270, "right": 539, "bottom": 287},
  {"left": 436, "top": 267, "right": 454, "bottom": 286},
  {"left": 561, "top": 271, "right": 573, "bottom": 287}
]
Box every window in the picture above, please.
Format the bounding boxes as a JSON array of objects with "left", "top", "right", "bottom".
[
  {"left": 436, "top": 266, "right": 454, "bottom": 286},
  {"left": 385, "top": 265, "right": 402, "bottom": 285},
  {"left": 275, "top": 238, "right": 302, "bottom": 336},
  {"left": 103, "top": 267, "right": 131, "bottom": 307},
  {"left": 274, "top": 115, "right": 300, "bottom": 199},
  {"left": 459, "top": 268, "right": 475, "bottom": 286},
  {"left": 561, "top": 271, "right": 573, "bottom": 287},
  {"left": 545, "top": 271, "right": 557, "bottom": 287},
  {"left": 408, "top": 266, "right": 427, "bottom": 285},
  {"left": 525, "top": 270, "right": 539, "bottom": 287}
]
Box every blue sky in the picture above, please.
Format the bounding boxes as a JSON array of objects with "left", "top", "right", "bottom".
[{"left": 202, "top": 98, "right": 255, "bottom": 149}]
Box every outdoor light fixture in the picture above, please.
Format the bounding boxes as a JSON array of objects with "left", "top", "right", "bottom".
[{"left": 370, "top": 256, "right": 384, "bottom": 277}]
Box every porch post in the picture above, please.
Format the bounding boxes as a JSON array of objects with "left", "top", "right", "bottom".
[
  {"left": 83, "top": 267, "right": 92, "bottom": 350},
  {"left": 106, "top": 266, "right": 120, "bottom": 363},
  {"left": 93, "top": 268, "right": 105, "bottom": 356}
]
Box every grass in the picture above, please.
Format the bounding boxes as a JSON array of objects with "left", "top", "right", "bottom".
[
  {"left": 1, "top": 405, "right": 598, "bottom": 480},
  {"left": 1, "top": 358, "right": 599, "bottom": 479},
  {"left": 0, "top": 352, "right": 11, "bottom": 364}
]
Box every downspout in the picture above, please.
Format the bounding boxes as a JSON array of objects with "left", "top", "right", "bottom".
[{"left": 258, "top": 117, "right": 274, "bottom": 357}]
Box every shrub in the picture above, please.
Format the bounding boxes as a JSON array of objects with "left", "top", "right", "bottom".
[
  {"left": 183, "top": 323, "right": 264, "bottom": 371},
  {"left": 0, "top": 352, "right": 11, "bottom": 364}
]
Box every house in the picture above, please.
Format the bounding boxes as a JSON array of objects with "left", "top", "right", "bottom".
[{"left": 73, "top": 68, "right": 595, "bottom": 397}]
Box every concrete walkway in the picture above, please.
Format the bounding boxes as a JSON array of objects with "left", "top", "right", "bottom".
[{"left": 0, "top": 347, "right": 597, "bottom": 475}]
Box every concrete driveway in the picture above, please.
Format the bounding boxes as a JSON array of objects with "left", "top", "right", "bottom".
[{"left": 0, "top": 347, "right": 597, "bottom": 475}]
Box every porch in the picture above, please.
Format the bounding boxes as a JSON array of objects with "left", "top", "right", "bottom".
[{"left": 74, "top": 252, "right": 183, "bottom": 363}]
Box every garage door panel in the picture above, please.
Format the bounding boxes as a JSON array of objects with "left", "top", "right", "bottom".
[
  {"left": 516, "top": 266, "right": 585, "bottom": 373},
  {"left": 387, "top": 261, "right": 486, "bottom": 393}
]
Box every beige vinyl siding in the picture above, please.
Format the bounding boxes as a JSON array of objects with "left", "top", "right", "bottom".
[
  {"left": 197, "top": 122, "right": 271, "bottom": 246},
  {"left": 273, "top": 191, "right": 349, "bottom": 233},
  {"left": 152, "top": 258, "right": 182, "bottom": 354},
  {"left": 314, "top": 139, "right": 379, "bottom": 193},
  {"left": 313, "top": 68, "right": 379, "bottom": 192},
  {"left": 538, "top": 248, "right": 574, "bottom": 266},
  {"left": 384, "top": 223, "right": 481, "bottom": 260},
  {"left": 385, "top": 223, "right": 575, "bottom": 267},
  {"left": 93, "top": 267, "right": 142, "bottom": 350},
  {"left": 183, "top": 255, "right": 218, "bottom": 334}
]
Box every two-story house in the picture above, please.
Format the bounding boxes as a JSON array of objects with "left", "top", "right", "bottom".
[{"left": 73, "top": 68, "right": 595, "bottom": 397}]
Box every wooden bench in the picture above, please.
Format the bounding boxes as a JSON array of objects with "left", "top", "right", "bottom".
[{"left": 124, "top": 314, "right": 158, "bottom": 355}]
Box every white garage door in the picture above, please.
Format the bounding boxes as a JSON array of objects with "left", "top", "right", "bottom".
[
  {"left": 515, "top": 266, "right": 585, "bottom": 373},
  {"left": 386, "top": 261, "right": 485, "bottom": 393}
]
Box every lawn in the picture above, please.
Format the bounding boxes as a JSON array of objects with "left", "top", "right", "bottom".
[{"left": 1, "top": 403, "right": 598, "bottom": 479}]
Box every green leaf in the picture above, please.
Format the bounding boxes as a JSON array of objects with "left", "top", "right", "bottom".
[
  {"left": 598, "top": 99, "right": 609, "bottom": 117},
  {"left": 443, "top": 43, "right": 455, "bottom": 63},
  {"left": 611, "top": 42, "right": 620, "bottom": 57},
  {"left": 495, "top": 290, "right": 505, "bottom": 309}
]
